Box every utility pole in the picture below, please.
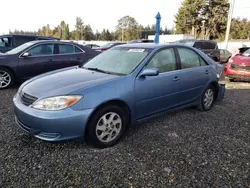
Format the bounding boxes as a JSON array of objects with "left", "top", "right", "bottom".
[
  {"left": 202, "top": 20, "right": 206, "bottom": 40},
  {"left": 224, "top": 0, "right": 236, "bottom": 49}
]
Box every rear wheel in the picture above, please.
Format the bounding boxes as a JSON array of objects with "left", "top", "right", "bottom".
[
  {"left": 0, "top": 68, "right": 15, "bottom": 89},
  {"left": 86, "top": 105, "right": 129, "bottom": 148},
  {"left": 197, "top": 84, "right": 216, "bottom": 111}
]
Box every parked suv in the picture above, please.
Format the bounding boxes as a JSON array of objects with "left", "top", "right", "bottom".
[
  {"left": 0, "top": 34, "right": 59, "bottom": 53},
  {"left": 175, "top": 39, "right": 220, "bottom": 62}
]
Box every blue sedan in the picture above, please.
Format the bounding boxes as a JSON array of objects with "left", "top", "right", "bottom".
[{"left": 13, "top": 43, "right": 225, "bottom": 148}]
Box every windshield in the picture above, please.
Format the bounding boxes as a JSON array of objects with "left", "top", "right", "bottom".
[
  {"left": 242, "top": 49, "right": 250, "bottom": 57},
  {"left": 83, "top": 47, "right": 150, "bottom": 75},
  {"left": 6, "top": 42, "right": 34, "bottom": 54}
]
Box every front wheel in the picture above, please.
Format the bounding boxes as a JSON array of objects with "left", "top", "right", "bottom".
[
  {"left": 86, "top": 105, "right": 129, "bottom": 148},
  {"left": 0, "top": 68, "right": 15, "bottom": 89},
  {"left": 197, "top": 84, "right": 216, "bottom": 111}
]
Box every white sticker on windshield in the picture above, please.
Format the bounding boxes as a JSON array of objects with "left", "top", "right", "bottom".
[{"left": 128, "top": 49, "right": 145, "bottom": 52}]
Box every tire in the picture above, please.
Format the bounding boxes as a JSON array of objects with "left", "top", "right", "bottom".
[
  {"left": 0, "top": 68, "right": 15, "bottom": 89},
  {"left": 197, "top": 84, "right": 216, "bottom": 111},
  {"left": 86, "top": 104, "right": 129, "bottom": 148}
]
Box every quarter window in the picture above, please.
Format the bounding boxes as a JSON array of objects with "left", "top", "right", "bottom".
[
  {"left": 177, "top": 48, "right": 207, "bottom": 69},
  {"left": 0, "top": 37, "right": 11, "bottom": 47},
  {"left": 58, "top": 44, "right": 75, "bottom": 54},
  {"left": 75, "top": 46, "right": 83, "bottom": 53},
  {"left": 27, "top": 44, "right": 54, "bottom": 56},
  {"left": 145, "top": 48, "right": 176, "bottom": 73}
]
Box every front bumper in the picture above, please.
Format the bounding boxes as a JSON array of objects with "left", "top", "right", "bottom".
[
  {"left": 224, "top": 64, "right": 250, "bottom": 81},
  {"left": 13, "top": 94, "right": 93, "bottom": 142}
]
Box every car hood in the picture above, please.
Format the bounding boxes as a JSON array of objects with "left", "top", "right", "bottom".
[
  {"left": 21, "top": 67, "right": 120, "bottom": 98},
  {"left": 232, "top": 55, "right": 250, "bottom": 65}
]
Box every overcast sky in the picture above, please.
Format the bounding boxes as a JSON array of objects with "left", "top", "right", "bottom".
[{"left": 1, "top": 0, "right": 250, "bottom": 34}]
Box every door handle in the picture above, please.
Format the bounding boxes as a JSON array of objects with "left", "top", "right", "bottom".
[
  {"left": 76, "top": 57, "right": 82, "bottom": 60},
  {"left": 205, "top": 70, "right": 209, "bottom": 74},
  {"left": 173, "top": 76, "right": 180, "bottom": 81},
  {"left": 48, "top": 59, "right": 54, "bottom": 62}
]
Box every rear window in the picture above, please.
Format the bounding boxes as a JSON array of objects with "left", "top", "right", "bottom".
[
  {"left": 15, "top": 37, "right": 35, "bottom": 47},
  {"left": 202, "top": 42, "right": 216, "bottom": 50},
  {"left": 193, "top": 42, "right": 203, "bottom": 49}
]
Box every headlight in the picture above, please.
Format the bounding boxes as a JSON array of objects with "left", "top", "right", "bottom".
[
  {"left": 228, "top": 58, "right": 233, "bottom": 63},
  {"left": 31, "top": 95, "right": 82, "bottom": 111}
]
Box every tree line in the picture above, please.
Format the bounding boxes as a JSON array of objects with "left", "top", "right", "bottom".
[
  {"left": 9, "top": 16, "right": 172, "bottom": 41},
  {"left": 174, "top": 0, "right": 250, "bottom": 40}
]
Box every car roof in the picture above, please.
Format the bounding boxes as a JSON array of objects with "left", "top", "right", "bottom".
[
  {"left": 0, "top": 34, "right": 59, "bottom": 40},
  {"left": 114, "top": 43, "right": 181, "bottom": 49},
  {"left": 176, "top": 39, "right": 217, "bottom": 44},
  {"left": 24, "top": 40, "right": 80, "bottom": 45}
]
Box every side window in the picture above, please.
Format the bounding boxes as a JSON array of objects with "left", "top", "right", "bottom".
[
  {"left": 0, "top": 37, "right": 11, "bottom": 47},
  {"left": 177, "top": 48, "right": 207, "bottom": 69},
  {"left": 59, "top": 44, "right": 75, "bottom": 54},
  {"left": 145, "top": 48, "right": 176, "bottom": 73},
  {"left": 15, "top": 37, "right": 35, "bottom": 47},
  {"left": 75, "top": 46, "right": 84, "bottom": 53},
  {"left": 27, "top": 44, "right": 54, "bottom": 56}
]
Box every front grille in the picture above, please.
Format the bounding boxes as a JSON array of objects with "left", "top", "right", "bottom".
[
  {"left": 20, "top": 92, "right": 38, "bottom": 106},
  {"left": 231, "top": 64, "right": 250, "bottom": 72}
]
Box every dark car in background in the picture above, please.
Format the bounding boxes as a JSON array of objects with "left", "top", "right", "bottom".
[
  {"left": 175, "top": 39, "right": 220, "bottom": 62},
  {"left": 0, "top": 40, "right": 100, "bottom": 89},
  {"left": 219, "top": 49, "right": 232, "bottom": 63},
  {"left": 94, "top": 42, "right": 126, "bottom": 51},
  {"left": 84, "top": 44, "right": 100, "bottom": 49},
  {"left": 0, "top": 34, "right": 59, "bottom": 53}
]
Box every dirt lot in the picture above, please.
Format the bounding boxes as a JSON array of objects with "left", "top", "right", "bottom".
[{"left": 0, "top": 82, "right": 250, "bottom": 187}]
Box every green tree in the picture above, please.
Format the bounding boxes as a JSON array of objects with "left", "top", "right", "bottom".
[
  {"left": 230, "top": 17, "right": 250, "bottom": 39},
  {"left": 174, "top": 0, "right": 229, "bottom": 39},
  {"left": 202, "top": 0, "right": 230, "bottom": 40},
  {"left": 83, "top": 24, "right": 94, "bottom": 40},
  {"left": 115, "top": 16, "right": 139, "bottom": 41},
  {"left": 175, "top": 0, "right": 205, "bottom": 36},
  {"left": 74, "top": 17, "right": 84, "bottom": 40}
]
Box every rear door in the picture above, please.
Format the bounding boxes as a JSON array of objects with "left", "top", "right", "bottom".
[
  {"left": 174, "top": 47, "right": 211, "bottom": 105},
  {"left": 17, "top": 43, "right": 55, "bottom": 79},
  {"left": 52, "top": 43, "right": 86, "bottom": 69}
]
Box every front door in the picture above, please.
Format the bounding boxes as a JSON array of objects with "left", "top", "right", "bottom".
[
  {"left": 17, "top": 43, "right": 55, "bottom": 79},
  {"left": 135, "top": 48, "right": 182, "bottom": 119}
]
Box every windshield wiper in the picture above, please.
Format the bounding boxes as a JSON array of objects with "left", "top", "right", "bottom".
[
  {"left": 84, "top": 67, "right": 112, "bottom": 74},
  {"left": 83, "top": 67, "right": 126, "bottom": 76}
]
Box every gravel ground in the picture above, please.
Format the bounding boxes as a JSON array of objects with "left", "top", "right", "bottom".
[{"left": 0, "top": 82, "right": 250, "bottom": 188}]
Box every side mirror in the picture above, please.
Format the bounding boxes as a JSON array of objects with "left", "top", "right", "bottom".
[
  {"left": 22, "top": 52, "right": 31, "bottom": 57},
  {"left": 139, "top": 68, "right": 159, "bottom": 77}
]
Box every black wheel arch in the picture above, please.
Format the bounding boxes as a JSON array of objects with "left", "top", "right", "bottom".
[{"left": 86, "top": 99, "right": 131, "bottom": 130}]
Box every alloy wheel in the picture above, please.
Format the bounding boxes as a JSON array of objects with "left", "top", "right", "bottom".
[
  {"left": 203, "top": 88, "right": 214, "bottom": 108},
  {"left": 0, "top": 70, "right": 11, "bottom": 89},
  {"left": 95, "top": 112, "right": 122, "bottom": 143}
]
